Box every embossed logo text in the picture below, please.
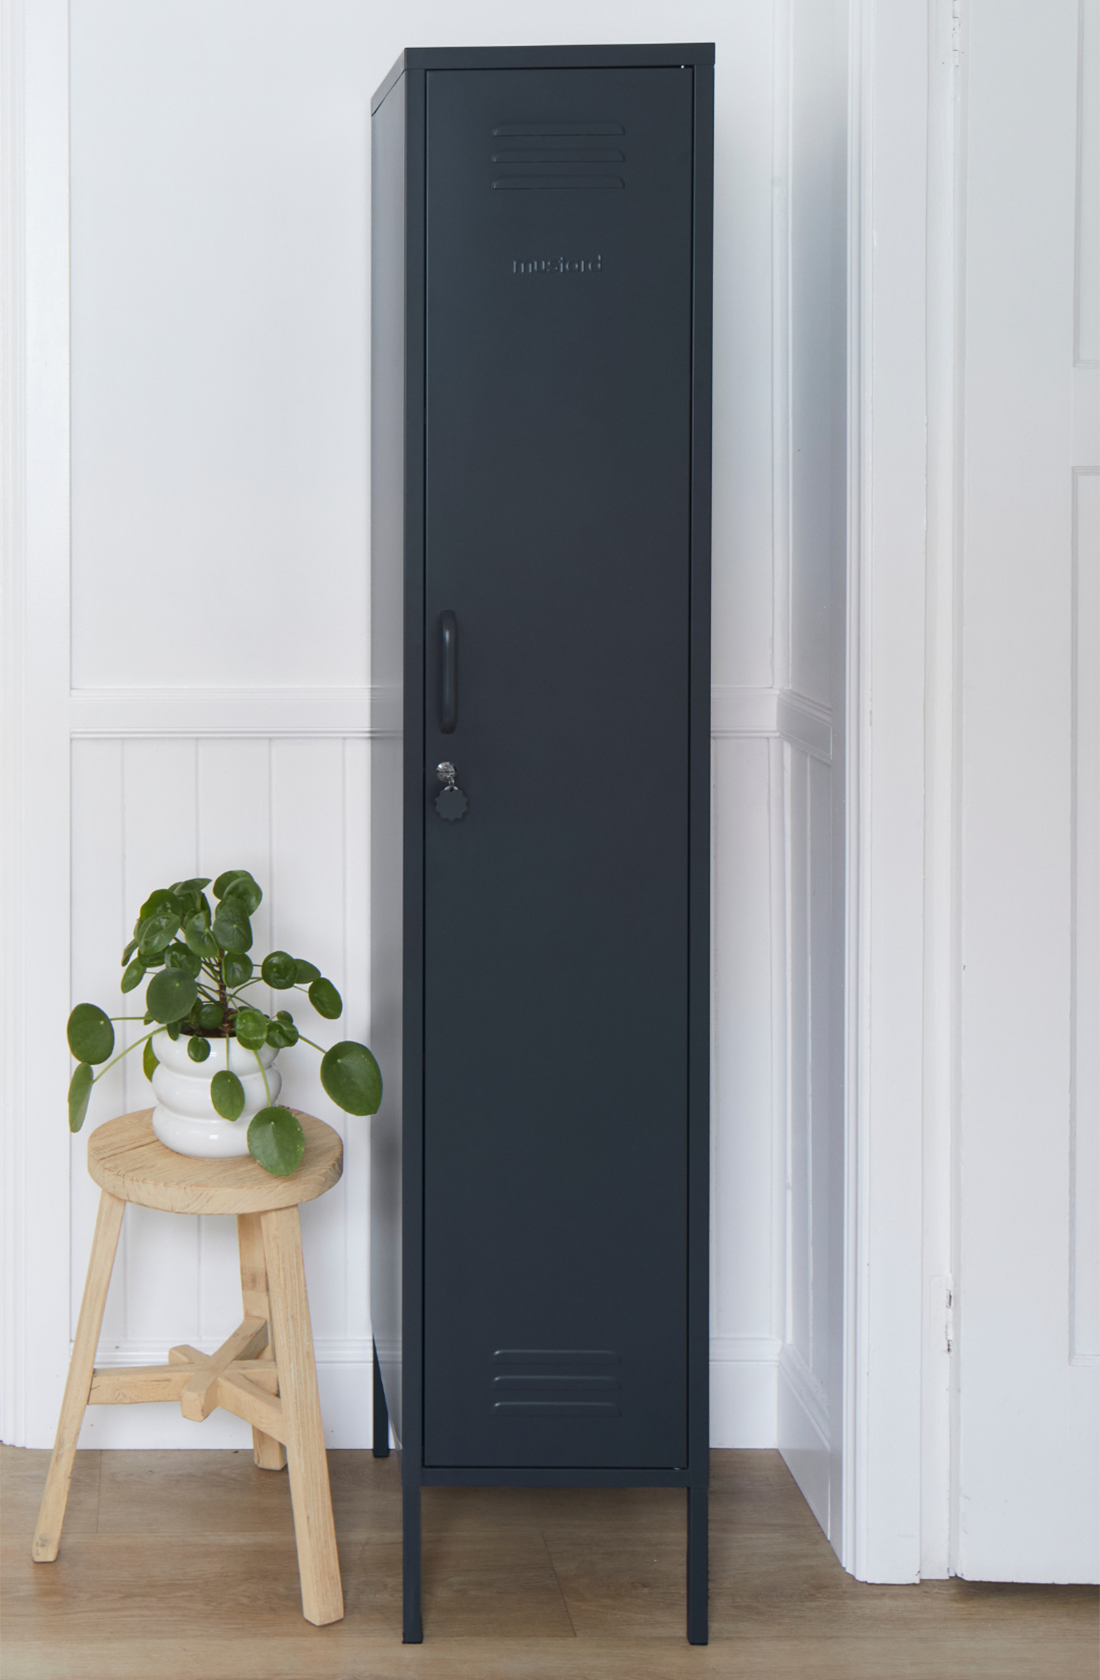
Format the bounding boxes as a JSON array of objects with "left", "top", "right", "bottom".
[{"left": 512, "top": 255, "right": 602, "bottom": 275}]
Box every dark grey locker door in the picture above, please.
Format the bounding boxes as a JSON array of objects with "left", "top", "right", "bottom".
[{"left": 422, "top": 66, "right": 694, "bottom": 1469}]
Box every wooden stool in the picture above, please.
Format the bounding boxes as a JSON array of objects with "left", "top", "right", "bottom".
[{"left": 32, "top": 1108, "right": 345, "bottom": 1626}]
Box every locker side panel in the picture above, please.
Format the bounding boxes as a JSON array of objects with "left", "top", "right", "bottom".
[
  {"left": 369, "top": 67, "right": 409, "bottom": 1442},
  {"left": 687, "top": 59, "right": 714, "bottom": 1493}
]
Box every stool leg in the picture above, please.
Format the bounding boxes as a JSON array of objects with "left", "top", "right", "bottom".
[
  {"left": 261, "top": 1205, "right": 343, "bottom": 1626},
  {"left": 237, "top": 1212, "right": 287, "bottom": 1470},
  {"left": 33, "top": 1191, "right": 125, "bottom": 1562}
]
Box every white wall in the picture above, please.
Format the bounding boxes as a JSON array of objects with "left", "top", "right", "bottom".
[{"left": 1, "top": 0, "right": 845, "bottom": 1488}]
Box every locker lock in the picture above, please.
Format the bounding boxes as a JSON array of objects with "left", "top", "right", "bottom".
[{"left": 435, "top": 762, "right": 468, "bottom": 822}]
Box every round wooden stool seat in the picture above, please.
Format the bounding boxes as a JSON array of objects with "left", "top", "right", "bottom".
[
  {"left": 87, "top": 1109, "right": 343, "bottom": 1214},
  {"left": 33, "top": 1108, "right": 346, "bottom": 1626}
]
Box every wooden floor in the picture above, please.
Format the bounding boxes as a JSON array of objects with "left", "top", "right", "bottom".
[{"left": 2, "top": 1447, "right": 1096, "bottom": 1679}]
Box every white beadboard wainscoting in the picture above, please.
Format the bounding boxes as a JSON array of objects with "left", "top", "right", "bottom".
[
  {"left": 68, "top": 730, "right": 372, "bottom": 1449},
  {"left": 711, "top": 702, "right": 841, "bottom": 1504},
  {"left": 61, "top": 691, "right": 835, "bottom": 1455}
]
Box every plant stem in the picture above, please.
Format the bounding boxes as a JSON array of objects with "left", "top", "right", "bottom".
[
  {"left": 297, "top": 1035, "right": 326, "bottom": 1054},
  {"left": 252, "top": 1049, "right": 273, "bottom": 1106},
  {"left": 91, "top": 1029, "right": 158, "bottom": 1084}
]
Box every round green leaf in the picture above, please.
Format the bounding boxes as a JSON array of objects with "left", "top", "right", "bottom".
[
  {"left": 186, "top": 1035, "right": 211, "bottom": 1063},
  {"left": 120, "top": 957, "right": 145, "bottom": 994},
  {"left": 211, "top": 1068, "right": 245, "bottom": 1120},
  {"left": 67, "top": 1003, "right": 115, "bottom": 1066},
  {"left": 213, "top": 870, "right": 263, "bottom": 915},
  {"left": 197, "top": 1001, "right": 225, "bottom": 1031},
  {"left": 320, "top": 1040, "right": 382, "bottom": 1116},
  {"left": 234, "top": 1007, "right": 269, "bottom": 1050},
  {"left": 171, "top": 876, "right": 211, "bottom": 898},
  {"left": 182, "top": 912, "right": 218, "bottom": 959},
  {"left": 261, "top": 950, "right": 297, "bottom": 990},
  {"left": 121, "top": 937, "right": 140, "bottom": 966},
  {"left": 247, "top": 1106, "right": 305, "bottom": 1176},
  {"left": 212, "top": 900, "right": 252, "bottom": 954},
  {"left": 293, "top": 958, "right": 321, "bottom": 984},
  {"left": 140, "top": 888, "right": 183, "bottom": 923},
  {"left": 139, "top": 907, "right": 181, "bottom": 958},
  {"left": 143, "top": 1038, "right": 158, "bottom": 1082},
  {"left": 276, "top": 1009, "right": 294, "bottom": 1023},
  {"left": 146, "top": 968, "right": 199, "bottom": 1023},
  {"left": 166, "top": 1020, "right": 181, "bottom": 1040},
  {"left": 162, "top": 942, "right": 202, "bottom": 978},
  {"left": 223, "top": 953, "right": 253, "bottom": 988},
  {"left": 266, "top": 1016, "right": 299, "bottom": 1049},
  {"left": 68, "top": 1063, "right": 94, "bottom": 1133},
  {"left": 309, "top": 977, "right": 342, "bottom": 1020}
]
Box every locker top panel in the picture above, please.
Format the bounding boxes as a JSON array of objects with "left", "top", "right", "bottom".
[{"left": 372, "top": 43, "right": 715, "bottom": 114}]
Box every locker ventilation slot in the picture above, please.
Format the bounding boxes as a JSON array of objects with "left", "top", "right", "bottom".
[
  {"left": 489, "top": 1349, "right": 621, "bottom": 1418},
  {"left": 492, "top": 1401, "right": 619, "bottom": 1416},
  {"left": 491, "top": 124, "right": 625, "bottom": 190}
]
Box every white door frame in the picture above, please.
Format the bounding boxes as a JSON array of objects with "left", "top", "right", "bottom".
[{"left": 842, "top": 0, "right": 956, "bottom": 1582}]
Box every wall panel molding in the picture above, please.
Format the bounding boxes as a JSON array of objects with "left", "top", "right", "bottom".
[
  {"left": 0, "top": 0, "right": 29, "bottom": 1456},
  {"left": 712, "top": 684, "right": 832, "bottom": 759},
  {"left": 69, "top": 683, "right": 836, "bottom": 753},
  {"left": 69, "top": 687, "right": 379, "bottom": 738},
  {"left": 1071, "top": 466, "right": 1099, "bottom": 1366},
  {"left": 1075, "top": 0, "right": 1099, "bottom": 367},
  {"left": 0, "top": 0, "right": 73, "bottom": 1454}
]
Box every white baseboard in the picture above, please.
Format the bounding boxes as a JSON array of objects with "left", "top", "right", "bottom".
[
  {"left": 58, "top": 1336, "right": 785, "bottom": 1451},
  {"left": 69, "top": 1338, "right": 374, "bottom": 1450},
  {"left": 709, "top": 1335, "right": 781, "bottom": 1447},
  {"left": 777, "top": 1343, "right": 831, "bottom": 1535},
  {"left": 76, "top": 1357, "right": 373, "bottom": 1450}
]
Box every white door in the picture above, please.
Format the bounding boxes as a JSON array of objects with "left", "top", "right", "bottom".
[{"left": 957, "top": 0, "right": 1099, "bottom": 1580}]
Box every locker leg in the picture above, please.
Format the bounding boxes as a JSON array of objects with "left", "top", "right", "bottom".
[
  {"left": 687, "top": 1482, "right": 709, "bottom": 1644},
  {"left": 372, "top": 1340, "right": 390, "bottom": 1458},
  {"left": 402, "top": 1481, "right": 423, "bottom": 1643}
]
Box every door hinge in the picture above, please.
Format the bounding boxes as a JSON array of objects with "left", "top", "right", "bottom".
[
  {"left": 951, "top": 0, "right": 963, "bottom": 66},
  {"left": 944, "top": 1278, "right": 955, "bottom": 1353}
]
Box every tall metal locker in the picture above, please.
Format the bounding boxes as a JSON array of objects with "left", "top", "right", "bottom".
[{"left": 369, "top": 44, "right": 714, "bottom": 1645}]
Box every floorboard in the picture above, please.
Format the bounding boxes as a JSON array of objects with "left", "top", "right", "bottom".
[{"left": 2, "top": 1447, "right": 1096, "bottom": 1679}]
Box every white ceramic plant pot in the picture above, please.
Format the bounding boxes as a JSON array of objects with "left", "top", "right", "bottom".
[{"left": 150, "top": 1030, "right": 282, "bottom": 1159}]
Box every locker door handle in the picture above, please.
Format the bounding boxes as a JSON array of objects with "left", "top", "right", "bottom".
[{"left": 440, "top": 611, "right": 457, "bottom": 733}]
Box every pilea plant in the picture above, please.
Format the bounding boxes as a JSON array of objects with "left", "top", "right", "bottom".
[{"left": 66, "top": 869, "right": 381, "bottom": 1175}]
